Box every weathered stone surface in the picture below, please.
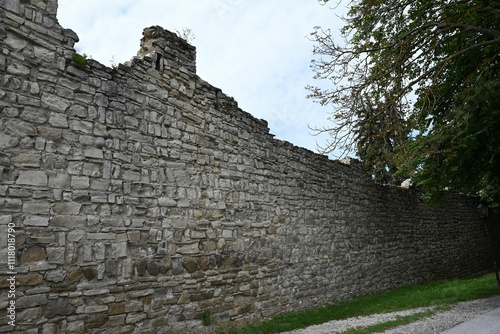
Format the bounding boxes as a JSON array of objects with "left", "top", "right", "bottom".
[
  {"left": 82, "top": 267, "right": 98, "bottom": 281},
  {"left": 45, "top": 298, "right": 76, "bottom": 318},
  {"left": 16, "top": 294, "right": 48, "bottom": 309},
  {"left": 67, "top": 230, "right": 85, "bottom": 242},
  {"left": 66, "top": 321, "right": 85, "bottom": 333},
  {"left": 6, "top": 273, "right": 43, "bottom": 286},
  {"left": 48, "top": 173, "right": 71, "bottom": 188},
  {"left": 46, "top": 247, "right": 65, "bottom": 264},
  {"left": 24, "top": 216, "right": 49, "bottom": 226},
  {"left": 182, "top": 258, "right": 198, "bottom": 273},
  {"left": 67, "top": 267, "right": 85, "bottom": 283},
  {"left": 12, "top": 153, "right": 41, "bottom": 167},
  {"left": 45, "top": 269, "right": 67, "bottom": 282},
  {"left": 16, "top": 171, "right": 47, "bottom": 186},
  {"left": 41, "top": 92, "right": 71, "bottom": 112},
  {"left": 53, "top": 202, "right": 82, "bottom": 215},
  {"left": 23, "top": 200, "right": 50, "bottom": 214},
  {"left": 20, "top": 245, "right": 46, "bottom": 264},
  {"left": 158, "top": 197, "right": 177, "bottom": 207},
  {"left": 0, "top": 2, "right": 493, "bottom": 334},
  {"left": 176, "top": 242, "right": 200, "bottom": 255}
]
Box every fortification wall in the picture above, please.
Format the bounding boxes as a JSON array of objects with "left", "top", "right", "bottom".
[{"left": 0, "top": 1, "right": 492, "bottom": 333}]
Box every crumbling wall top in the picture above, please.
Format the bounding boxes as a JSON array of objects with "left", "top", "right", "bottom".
[{"left": 136, "top": 25, "right": 196, "bottom": 75}]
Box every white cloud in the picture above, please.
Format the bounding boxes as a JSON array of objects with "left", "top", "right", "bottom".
[{"left": 57, "top": 0, "right": 347, "bottom": 157}]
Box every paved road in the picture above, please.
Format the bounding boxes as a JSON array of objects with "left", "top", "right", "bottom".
[{"left": 442, "top": 307, "right": 500, "bottom": 334}]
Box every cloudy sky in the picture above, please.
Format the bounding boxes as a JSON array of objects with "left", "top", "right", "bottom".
[{"left": 57, "top": 0, "right": 348, "bottom": 157}]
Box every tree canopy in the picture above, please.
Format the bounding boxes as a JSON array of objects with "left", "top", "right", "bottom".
[{"left": 308, "top": 0, "right": 500, "bottom": 206}]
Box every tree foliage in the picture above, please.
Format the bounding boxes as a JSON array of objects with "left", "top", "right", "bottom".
[{"left": 308, "top": 0, "right": 500, "bottom": 205}]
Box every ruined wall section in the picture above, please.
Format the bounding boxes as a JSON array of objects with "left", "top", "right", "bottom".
[{"left": 0, "top": 1, "right": 491, "bottom": 333}]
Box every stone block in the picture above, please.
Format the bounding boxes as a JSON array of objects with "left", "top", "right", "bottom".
[
  {"left": 191, "top": 231, "right": 206, "bottom": 239},
  {"left": 48, "top": 173, "right": 71, "bottom": 188},
  {"left": 17, "top": 307, "right": 43, "bottom": 323},
  {"left": 158, "top": 197, "right": 177, "bottom": 207},
  {"left": 69, "top": 120, "right": 93, "bottom": 134},
  {"left": 44, "top": 298, "right": 76, "bottom": 318},
  {"left": 29, "top": 233, "right": 54, "bottom": 244},
  {"left": 182, "top": 258, "right": 198, "bottom": 273},
  {"left": 84, "top": 147, "right": 104, "bottom": 159},
  {"left": 20, "top": 245, "right": 46, "bottom": 264},
  {"left": 38, "top": 126, "right": 63, "bottom": 141},
  {"left": 51, "top": 215, "right": 87, "bottom": 228},
  {"left": 46, "top": 269, "right": 66, "bottom": 282},
  {"left": 16, "top": 171, "right": 47, "bottom": 186},
  {"left": 83, "top": 288, "right": 110, "bottom": 296},
  {"left": 85, "top": 305, "right": 108, "bottom": 314},
  {"left": 176, "top": 242, "right": 200, "bottom": 255},
  {"left": 24, "top": 216, "right": 49, "bottom": 226},
  {"left": 49, "top": 112, "right": 69, "bottom": 128},
  {"left": 41, "top": 92, "right": 71, "bottom": 112},
  {"left": 5, "top": 119, "right": 37, "bottom": 136},
  {"left": 66, "top": 321, "right": 85, "bottom": 333},
  {"left": 112, "top": 242, "right": 127, "bottom": 258},
  {"left": 87, "top": 232, "right": 116, "bottom": 240},
  {"left": 82, "top": 244, "right": 93, "bottom": 262},
  {"left": 23, "top": 200, "right": 50, "bottom": 214},
  {"left": 108, "top": 303, "right": 125, "bottom": 315},
  {"left": 53, "top": 202, "right": 82, "bottom": 215},
  {"left": 71, "top": 176, "right": 90, "bottom": 189},
  {"left": 34, "top": 46, "right": 56, "bottom": 63},
  {"left": 93, "top": 242, "right": 106, "bottom": 260},
  {"left": 83, "top": 267, "right": 98, "bottom": 281},
  {"left": 12, "top": 153, "right": 41, "bottom": 167},
  {"left": 222, "top": 230, "right": 233, "bottom": 239},
  {"left": 67, "top": 267, "right": 85, "bottom": 283},
  {"left": 0, "top": 132, "right": 19, "bottom": 149},
  {"left": 67, "top": 230, "right": 85, "bottom": 242},
  {"left": 0, "top": 199, "right": 17, "bottom": 214},
  {"left": 16, "top": 294, "right": 48, "bottom": 309},
  {"left": 84, "top": 313, "right": 109, "bottom": 330},
  {"left": 15, "top": 273, "right": 44, "bottom": 286},
  {"left": 21, "top": 107, "right": 48, "bottom": 124},
  {"left": 177, "top": 199, "right": 191, "bottom": 207},
  {"left": 123, "top": 259, "right": 134, "bottom": 278},
  {"left": 127, "top": 231, "right": 141, "bottom": 242},
  {"left": 107, "top": 314, "right": 125, "bottom": 326},
  {"left": 46, "top": 247, "right": 65, "bottom": 264},
  {"left": 91, "top": 179, "right": 110, "bottom": 190},
  {"left": 125, "top": 312, "right": 147, "bottom": 324}
]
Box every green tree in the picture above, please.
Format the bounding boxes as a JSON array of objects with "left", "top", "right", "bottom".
[{"left": 308, "top": 0, "right": 500, "bottom": 205}]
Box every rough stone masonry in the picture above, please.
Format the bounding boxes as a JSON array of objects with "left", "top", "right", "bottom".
[{"left": 0, "top": 1, "right": 493, "bottom": 333}]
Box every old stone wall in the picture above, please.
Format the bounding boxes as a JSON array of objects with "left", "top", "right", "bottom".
[{"left": 0, "top": 1, "right": 492, "bottom": 333}]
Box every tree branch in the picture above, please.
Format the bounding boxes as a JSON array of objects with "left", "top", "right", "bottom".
[{"left": 437, "top": 23, "right": 500, "bottom": 39}]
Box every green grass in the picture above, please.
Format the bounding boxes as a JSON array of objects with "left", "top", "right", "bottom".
[
  {"left": 217, "top": 273, "right": 500, "bottom": 334},
  {"left": 72, "top": 53, "right": 87, "bottom": 69},
  {"left": 341, "top": 308, "right": 444, "bottom": 334}
]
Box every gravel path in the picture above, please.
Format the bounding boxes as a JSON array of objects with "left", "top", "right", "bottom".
[{"left": 283, "top": 295, "right": 500, "bottom": 334}]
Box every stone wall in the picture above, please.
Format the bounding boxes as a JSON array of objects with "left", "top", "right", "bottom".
[{"left": 0, "top": 1, "right": 493, "bottom": 333}]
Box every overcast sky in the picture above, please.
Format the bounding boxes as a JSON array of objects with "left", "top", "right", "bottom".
[{"left": 57, "top": 0, "right": 347, "bottom": 157}]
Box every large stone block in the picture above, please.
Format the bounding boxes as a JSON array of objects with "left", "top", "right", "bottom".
[
  {"left": 176, "top": 242, "right": 200, "bottom": 255},
  {"left": 23, "top": 200, "right": 50, "bottom": 214},
  {"left": 53, "top": 202, "right": 82, "bottom": 215},
  {"left": 20, "top": 245, "right": 46, "bottom": 264},
  {"left": 16, "top": 294, "right": 48, "bottom": 309},
  {"left": 12, "top": 153, "right": 41, "bottom": 167},
  {"left": 41, "top": 92, "right": 71, "bottom": 112},
  {"left": 16, "top": 171, "right": 47, "bottom": 186}
]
